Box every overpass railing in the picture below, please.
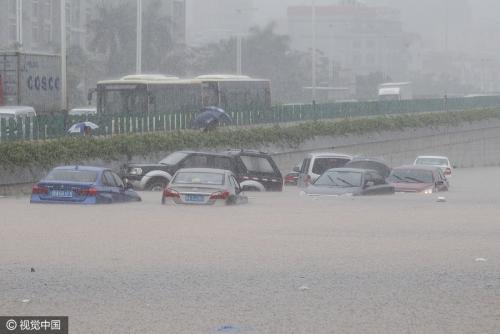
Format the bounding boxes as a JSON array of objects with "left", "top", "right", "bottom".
[{"left": 2, "top": 96, "right": 500, "bottom": 142}]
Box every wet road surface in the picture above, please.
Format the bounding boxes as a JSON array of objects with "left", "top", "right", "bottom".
[{"left": 1, "top": 167, "right": 500, "bottom": 333}]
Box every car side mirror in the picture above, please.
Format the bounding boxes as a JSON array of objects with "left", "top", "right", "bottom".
[{"left": 293, "top": 166, "right": 301, "bottom": 173}]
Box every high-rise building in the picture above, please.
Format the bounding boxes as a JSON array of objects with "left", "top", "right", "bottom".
[
  {"left": 287, "top": 1, "right": 411, "bottom": 80},
  {"left": 0, "top": 0, "right": 100, "bottom": 53}
]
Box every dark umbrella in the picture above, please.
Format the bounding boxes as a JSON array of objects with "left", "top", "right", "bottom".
[{"left": 191, "top": 107, "right": 233, "bottom": 130}]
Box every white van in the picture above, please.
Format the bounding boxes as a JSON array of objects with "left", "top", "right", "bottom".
[
  {"left": 297, "top": 152, "right": 353, "bottom": 188},
  {"left": 0, "top": 106, "right": 36, "bottom": 118}
]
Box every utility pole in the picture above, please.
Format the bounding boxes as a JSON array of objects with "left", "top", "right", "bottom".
[
  {"left": 16, "top": 0, "right": 23, "bottom": 48},
  {"left": 136, "top": 0, "right": 142, "bottom": 74},
  {"left": 60, "top": 0, "right": 67, "bottom": 111},
  {"left": 311, "top": 0, "right": 317, "bottom": 103},
  {"left": 236, "top": 35, "right": 242, "bottom": 75}
]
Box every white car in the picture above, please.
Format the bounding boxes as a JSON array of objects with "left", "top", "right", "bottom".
[
  {"left": 413, "top": 156, "right": 453, "bottom": 177},
  {"left": 297, "top": 152, "right": 353, "bottom": 188}
]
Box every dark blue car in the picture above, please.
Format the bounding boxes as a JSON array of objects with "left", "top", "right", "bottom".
[{"left": 31, "top": 166, "right": 142, "bottom": 204}]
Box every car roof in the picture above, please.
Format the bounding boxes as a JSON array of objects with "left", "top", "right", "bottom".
[
  {"left": 307, "top": 152, "right": 353, "bottom": 159},
  {"left": 394, "top": 165, "right": 441, "bottom": 171},
  {"left": 0, "top": 106, "right": 36, "bottom": 116},
  {"left": 175, "top": 168, "right": 231, "bottom": 174},
  {"left": 415, "top": 156, "right": 449, "bottom": 160},
  {"left": 52, "top": 166, "right": 108, "bottom": 172}
]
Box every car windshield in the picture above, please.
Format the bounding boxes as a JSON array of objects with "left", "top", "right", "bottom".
[
  {"left": 160, "top": 152, "right": 188, "bottom": 165},
  {"left": 45, "top": 170, "right": 98, "bottom": 183},
  {"left": 415, "top": 158, "right": 448, "bottom": 166},
  {"left": 312, "top": 157, "right": 351, "bottom": 175},
  {"left": 173, "top": 172, "right": 225, "bottom": 185},
  {"left": 388, "top": 169, "right": 434, "bottom": 183},
  {"left": 314, "top": 171, "right": 363, "bottom": 187}
]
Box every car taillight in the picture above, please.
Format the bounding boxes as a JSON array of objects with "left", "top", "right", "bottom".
[
  {"left": 32, "top": 184, "right": 48, "bottom": 195},
  {"left": 209, "top": 191, "right": 230, "bottom": 200},
  {"left": 163, "top": 188, "right": 180, "bottom": 198},
  {"left": 77, "top": 188, "right": 97, "bottom": 196},
  {"left": 444, "top": 168, "right": 452, "bottom": 176}
]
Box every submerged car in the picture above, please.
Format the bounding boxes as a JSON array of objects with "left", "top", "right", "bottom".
[
  {"left": 31, "top": 166, "right": 141, "bottom": 204},
  {"left": 304, "top": 168, "right": 394, "bottom": 196},
  {"left": 414, "top": 155, "right": 453, "bottom": 177},
  {"left": 124, "top": 150, "right": 283, "bottom": 192},
  {"left": 161, "top": 168, "right": 248, "bottom": 206},
  {"left": 297, "top": 152, "right": 353, "bottom": 188},
  {"left": 387, "top": 165, "right": 449, "bottom": 194},
  {"left": 345, "top": 157, "right": 392, "bottom": 179}
]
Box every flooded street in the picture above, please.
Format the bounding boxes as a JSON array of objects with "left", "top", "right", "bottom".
[{"left": 1, "top": 167, "right": 500, "bottom": 334}]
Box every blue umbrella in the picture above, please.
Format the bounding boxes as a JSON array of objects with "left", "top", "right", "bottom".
[
  {"left": 67, "top": 121, "right": 99, "bottom": 134},
  {"left": 191, "top": 107, "right": 233, "bottom": 129}
]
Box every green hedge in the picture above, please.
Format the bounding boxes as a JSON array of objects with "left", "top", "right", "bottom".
[{"left": 1, "top": 109, "right": 500, "bottom": 170}]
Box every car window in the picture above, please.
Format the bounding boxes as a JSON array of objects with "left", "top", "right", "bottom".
[
  {"left": 300, "top": 158, "right": 310, "bottom": 173},
  {"left": 181, "top": 155, "right": 209, "bottom": 168},
  {"left": 213, "top": 157, "right": 232, "bottom": 170},
  {"left": 111, "top": 172, "right": 124, "bottom": 188},
  {"left": 160, "top": 152, "right": 188, "bottom": 165},
  {"left": 102, "top": 171, "right": 118, "bottom": 187},
  {"left": 45, "top": 170, "right": 98, "bottom": 183},
  {"left": 239, "top": 155, "right": 275, "bottom": 173},
  {"left": 312, "top": 157, "right": 350, "bottom": 175},
  {"left": 173, "top": 172, "right": 225, "bottom": 185}
]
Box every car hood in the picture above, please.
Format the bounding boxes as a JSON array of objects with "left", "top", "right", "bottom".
[
  {"left": 390, "top": 182, "right": 433, "bottom": 192},
  {"left": 304, "top": 185, "right": 361, "bottom": 196}
]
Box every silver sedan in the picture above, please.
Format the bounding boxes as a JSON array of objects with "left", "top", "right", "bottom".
[{"left": 161, "top": 168, "right": 248, "bottom": 206}]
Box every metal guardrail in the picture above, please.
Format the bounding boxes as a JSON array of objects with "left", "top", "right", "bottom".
[{"left": 2, "top": 96, "right": 500, "bottom": 142}]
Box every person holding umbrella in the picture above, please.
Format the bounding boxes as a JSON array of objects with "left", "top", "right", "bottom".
[{"left": 68, "top": 121, "right": 99, "bottom": 136}]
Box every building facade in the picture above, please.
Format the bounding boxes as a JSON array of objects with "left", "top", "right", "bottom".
[
  {"left": 287, "top": 1, "right": 411, "bottom": 82},
  {"left": 0, "top": 0, "right": 101, "bottom": 53}
]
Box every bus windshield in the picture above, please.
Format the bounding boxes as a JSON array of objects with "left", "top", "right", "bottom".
[{"left": 98, "top": 84, "right": 148, "bottom": 114}]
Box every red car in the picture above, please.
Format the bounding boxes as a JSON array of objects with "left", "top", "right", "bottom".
[
  {"left": 387, "top": 165, "right": 449, "bottom": 194},
  {"left": 284, "top": 171, "right": 299, "bottom": 186}
]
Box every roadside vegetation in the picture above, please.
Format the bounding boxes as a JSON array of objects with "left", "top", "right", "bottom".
[{"left": 1, "top": 109, "right": 500, "bottom": 169}]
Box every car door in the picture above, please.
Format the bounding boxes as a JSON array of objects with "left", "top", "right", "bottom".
[
  {"left": 298, "top": 158, "right": 311, "bottom": 188},
  {"left": 101, "top": 171, "right": 120, "bottom": 202},
  {"left": 110, "top": 172, "right": 130, "bottom": 202}
]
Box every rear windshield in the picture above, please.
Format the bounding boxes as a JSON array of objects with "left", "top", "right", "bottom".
[
  {"left": 388, "top": 169, "right": 434, "bottom": 184},
  {"left": 173, "top": 172, "right": 225, "bottom": 185},
  {"left": 160, "top": 152, "right": 188, "bottom": 165},
  {"left": 45, "top": 170, "right": 98, "bottom": 183},
  {"left": 239, "top": 155, "right": 275, "bottom": 173},
  {"left": 312, "top": 157, "right": 350, "bottom": 175},
  {"left": 415, "top": 158, "right": 448, "bottom": 166}
]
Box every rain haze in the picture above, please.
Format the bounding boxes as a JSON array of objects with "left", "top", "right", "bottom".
[{"left": 1, "top": 1, "right": 500, "bottom": 333}]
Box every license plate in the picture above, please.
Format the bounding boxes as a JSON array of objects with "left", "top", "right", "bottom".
[
  {"left": 185, "top": 194, "right": 204, "bottom": 202},
  {"left": 51, "top": 190, "right": 73, "bottom": 198}
]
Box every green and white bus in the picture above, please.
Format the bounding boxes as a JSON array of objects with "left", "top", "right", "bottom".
[{"left": 92, "top": 74, "right": 271, "bottom": 115}]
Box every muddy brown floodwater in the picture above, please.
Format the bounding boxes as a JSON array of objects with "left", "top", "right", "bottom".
[{"left": 1, "top": 167, "right": 500, "bottom": 334}]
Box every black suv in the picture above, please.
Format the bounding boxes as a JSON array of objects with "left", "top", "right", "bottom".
[{"left": 123, "top": 150, "right": 283, "bottom": 192}]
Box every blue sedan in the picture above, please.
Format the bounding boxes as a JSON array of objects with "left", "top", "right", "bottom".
[{"left": 31, "top": 166, "right": 141, "bottom": 204}]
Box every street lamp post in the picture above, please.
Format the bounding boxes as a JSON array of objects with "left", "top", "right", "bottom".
[
  {"left": 16, "top": 0, "right": 23, "bottom": 47},
  {"left": 311, "top": 0, "right": 317, "bottom": 103},
  {"left": 60, "top": 0, "right": 67, "bottom": 112},
  {"left": 136, "top": 0, "right": 142, "bottom": 74}
]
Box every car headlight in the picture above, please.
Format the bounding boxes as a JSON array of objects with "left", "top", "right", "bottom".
[
  {"left": 423, "top": 188, "right": 433, "bottom": 195},
  {"left": 129, "top": 167, "right": 143, "bottom": 176}
]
